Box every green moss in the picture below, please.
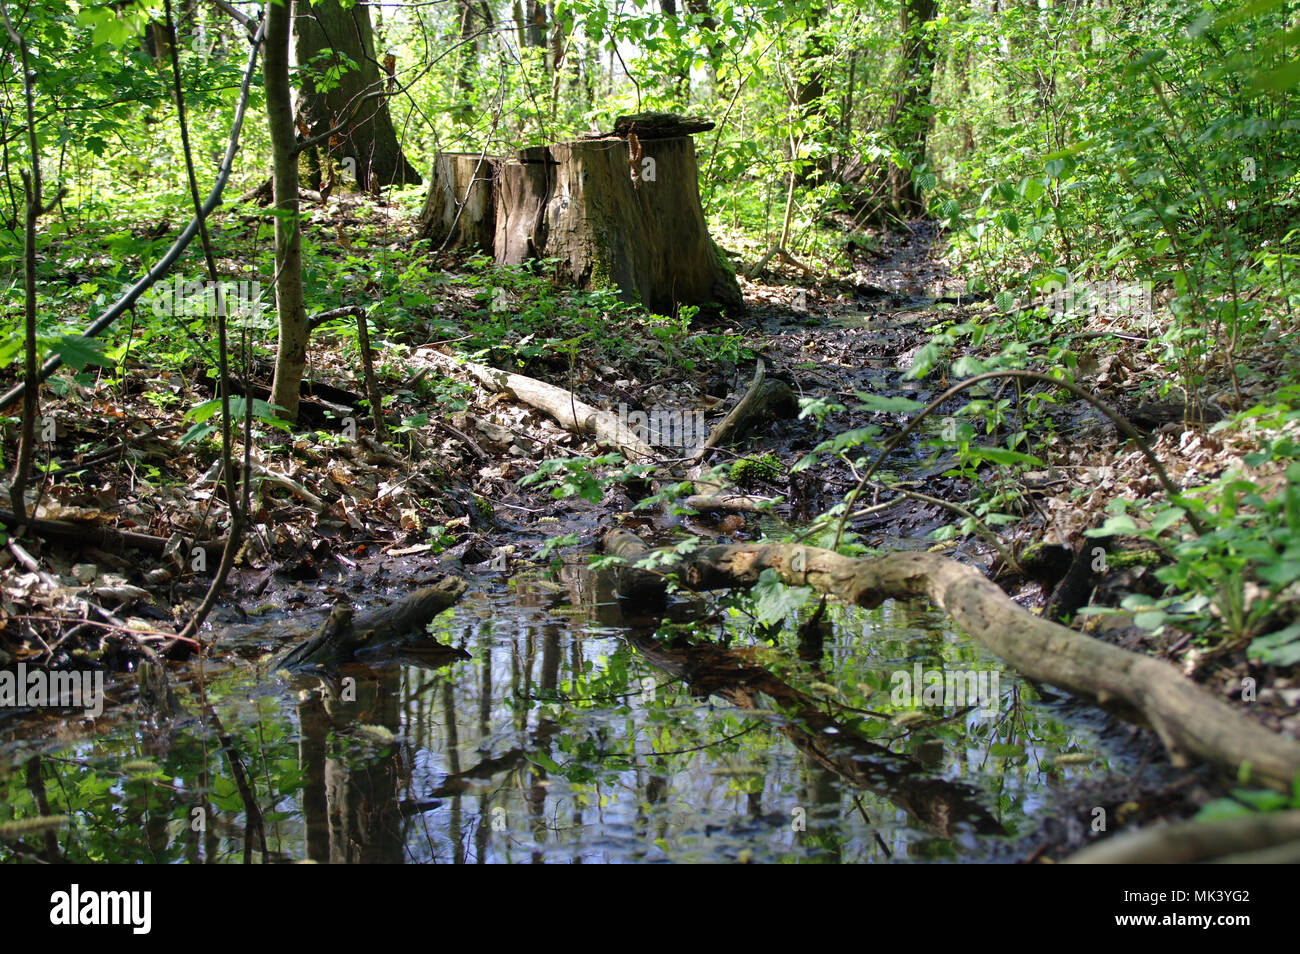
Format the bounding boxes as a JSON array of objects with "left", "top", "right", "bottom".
[
  {"left": 473, "top": 495, "right": 493, "bottom": 520},
  {"left": 730, "top": 453, "right": 782, "bottom": 487},
  {"left": 713, "top": 240, "right": 735, "bottom": 277},
  {"left": 589, "top": 244, "right": 616, "bottom": 290},
  {"left": 1107, "top": 547, "right": 1162, "bottom": 569}
]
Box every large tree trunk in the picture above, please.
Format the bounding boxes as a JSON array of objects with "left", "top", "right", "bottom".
[
  {"left": 293, "top": 0, "right": 421, "bottom": 188},
  {"left": 265, "top": 0, "right": 309, "bottom": 423}
]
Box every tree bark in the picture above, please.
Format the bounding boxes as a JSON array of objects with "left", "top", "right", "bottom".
[
  {"left": 884, "top": 0, "right": 940, "bottom": 215},
  {"left": 496, "top": 135, "right": 743, "bottom": 315},
  {"left": 293, "top": 0, "right": 421, "bottom": 188},
  {"left": 265, "top": 0, "right": 309, "bottom": 422},
  {"left": 418, "top": 153, "right": 495, "bottom": 250}
]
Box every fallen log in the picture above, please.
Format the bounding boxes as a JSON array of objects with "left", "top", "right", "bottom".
[
  {"left": 601, "top": 529, "right": 1300, "bottom": 791},
  {"left": 275, "top": 575, "right": 467, "bottom": 669},
  {"left": 1063, "top": 810, "right": 1300, "bottom": 864},
  {"left": 684, "top": 493, "right": 777, "bottom": 513},
  {"left": 416, "top": 349, "right": 657, "bottom": 461},
  {"left": 0, "top": 509, "right": 225, "bottom": 561}
]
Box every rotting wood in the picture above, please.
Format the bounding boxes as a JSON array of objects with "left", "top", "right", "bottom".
[
  {"left": 601, "top": 528, "right": 1300, "bottom": 792},
  {"left": 691, "top": 359, "right": 798, "bottom": 463},
  {"left": 275, "top": 575, "right": 467, "bottom": 669},
  {"left": 683, "top": 493, "right": 777, "bottom": 513},
  {"left": 418, "top": 152, "right": 495, "bottom": 250},
  {"left": 0, "top": 509, "right": 225, "bottom": 560},
  {"left": 416, "top": 349, "right": 658, "bottom": 461}
]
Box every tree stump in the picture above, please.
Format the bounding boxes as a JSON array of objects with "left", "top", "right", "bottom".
[
  {"left": 418, "top": 153, "right": 495, "bottom": 250},
  {"left": 419, "top": 118, "right": 742, "bottom": 316}
]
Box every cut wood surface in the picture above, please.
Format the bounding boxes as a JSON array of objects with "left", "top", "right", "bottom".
[{"left": 603, "top": 529, "right": 1300, "bottom": 791}]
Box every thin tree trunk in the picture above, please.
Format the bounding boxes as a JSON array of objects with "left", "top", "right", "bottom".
[
  {"left": 884, "top": 0, "right": 940, "bottom": 215},
  {"left": 265, "top": 0, "right": 309, "bottom": 422}
]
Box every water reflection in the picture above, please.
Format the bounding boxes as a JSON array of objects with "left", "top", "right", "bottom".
[{"left": 0, "top": 560, "right": 1127, "bottom": 863}]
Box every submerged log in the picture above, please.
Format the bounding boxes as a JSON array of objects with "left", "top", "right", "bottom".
[
  {"left": 276, "top": 576, "right": 467, "bottom": 669},
  {"left": 601, "top": 529, "right": 1300, "bottom": 792}
]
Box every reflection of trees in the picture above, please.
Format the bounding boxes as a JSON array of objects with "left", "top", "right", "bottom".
[
  {"left": 625, "top": 631, "right": 1003, "bottom": 840},
  {"left": 297, "top": 665, "right": 407, "bottom": 863}
]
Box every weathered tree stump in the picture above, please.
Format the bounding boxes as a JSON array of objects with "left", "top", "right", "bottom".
[
  {"left": 419, "top": 116, "right": 743, "bottom": 316},
  {"left": 418, "top": 153, "right": 495, "bottom": 250}
]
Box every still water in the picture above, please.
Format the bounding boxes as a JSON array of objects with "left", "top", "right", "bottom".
[{"left": 0, "top": 562, "right": 1127, "bottom": 863}]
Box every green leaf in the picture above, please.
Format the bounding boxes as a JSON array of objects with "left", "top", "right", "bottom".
[
  {"left": 1149, "top": 507, "right": 1185, "bottom": 534},
  {"left": 50, "top": 335, "right": 110, "bottom": 371},
  {"left": 1248, "top": 622, "right": 1300, "bottom": 666},
  {"left": 1194, "top": 798, "right": 1255, "bottom": 821},
  {"left": 854, "top": 392, "right": 924, "bottom": 414},
  {"left": 989, "top": 743, "right": 1025, "bottom": 758},
  {"left": 752, "top": 568, "right": 812, "bottom": 626},
  {"left": 1232, "top": 788, "right": 1289, "bottom": 812},
  {"left": 1087, "top": 514, "right": 1140, "bottom": 537},
  {"left": 967, "top": 446, "right": 1043, "bottom": 467},
  {"left": 1255, "top": 61, "right": 1300, "bottom": 91},
  {"left": 1133, "top": 610, "right": 1169, "bottom": 630}
]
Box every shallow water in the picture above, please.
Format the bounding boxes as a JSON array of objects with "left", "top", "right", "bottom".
[{"left": 0, "top": 562, "right": 1138, "bottom": 863}]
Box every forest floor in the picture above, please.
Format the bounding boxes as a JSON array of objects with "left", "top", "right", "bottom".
[{"left": 2, "top": 194, "right": 1297, "bottom": 857}]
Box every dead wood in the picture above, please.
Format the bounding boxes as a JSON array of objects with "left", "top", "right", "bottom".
[
  {"left": 0, "top": 509, "right": 225, "bottom": 561},
  {"left": 275, "top": 575, "right": 467, "bottom": 669},
  {"left": 416, "top": 349, "right": 657, "bottom": 461},
  {"left": 684, "top": 493, "right": 777, "bottom": 513},
  {"left": 1063, "top": 810, "right": 1300, "bottom": 863},
  {"left": 692, "top": 359, "right": 797, "bottom": 462},
  {"left": 601, "top": 529, "right": 1300, "bottom": 791}
]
